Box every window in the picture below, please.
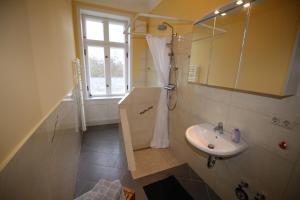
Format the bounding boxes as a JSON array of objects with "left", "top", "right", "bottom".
[{"left": 82, "top": 15, "right": 129, "bottom": 97}]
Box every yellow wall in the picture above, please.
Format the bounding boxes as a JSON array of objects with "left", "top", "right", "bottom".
[
  {"left": 150, "top": 0, "right": 230, "bottom": 35},
  {"left": 189, "top": 24, "right": 214, "bottom": 83},
  {"left": 132, "top": 37, "right": 148, "bottom": 81},
  {"left": 208, "top": 8, "right": 247, "bottom": 88},
  {"left": 237, "top": 0, "right": 300, "bottom": 95},
  {"left": 27, "top": 0, "right": 76, "bottom": 115},
  {"left": 0, "top": 0, "right": 42, "bottom": 171},
  {"left": 188, "top": 7, "right": 249, "bottom": 88},
  {"left": 0, "top": 0, "right": 75, "bottom": 171}
]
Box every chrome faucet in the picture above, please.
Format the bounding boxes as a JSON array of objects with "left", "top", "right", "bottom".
[{"left": 214, "top": 122, "right": 224, "bottom": 134}]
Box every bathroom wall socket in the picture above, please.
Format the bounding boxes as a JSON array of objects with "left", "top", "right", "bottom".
[{"left": 271, "top": 117, "right": 295, "bottom": 130}]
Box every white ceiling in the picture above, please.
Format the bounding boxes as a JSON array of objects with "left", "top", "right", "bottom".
[{"left": 79, "top": 0, "right": 161, "bottom": 13}]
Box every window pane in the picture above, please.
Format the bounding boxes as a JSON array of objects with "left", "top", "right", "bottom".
[
  {"left": 86, "top": 19, "right": 104, "bottom": 41},
  {"left": 110, "top": 48, "right": 126, "bottom": 94},
  {"left": 87, "top": 46, "right": 106, "bottom": 95},
  {"left": 109, "top": 23, "right": 125, "bottom": 43}
]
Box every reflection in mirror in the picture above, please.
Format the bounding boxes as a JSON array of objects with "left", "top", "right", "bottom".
[
  {"left": 187, "top": 0, "right": 300, "bottom": 96},
  {"left": 208, "top": 7, "right": 249, "bottom": 88},
  {"left": 188, "top": 18, "right": 215, "bottom": 84},
  {"left": 237, "top": 0, "right": 300, "bottom": 95}
]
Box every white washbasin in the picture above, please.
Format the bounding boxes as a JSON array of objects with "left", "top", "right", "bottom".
[{"left": 185, "top": 123, "right": 247, "bottom": 157}]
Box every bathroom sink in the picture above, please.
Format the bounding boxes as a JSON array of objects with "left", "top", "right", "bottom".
[{"left": 185, "top": 123, "right": 247, "bottom": 157}]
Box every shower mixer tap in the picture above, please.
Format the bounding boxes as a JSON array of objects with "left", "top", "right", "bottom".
[
  {"left": 214, "top": 122, "right": 224, "bottom": 134},
  {"left": 164, "top": 84, "right": 176, "bottom": 91}
]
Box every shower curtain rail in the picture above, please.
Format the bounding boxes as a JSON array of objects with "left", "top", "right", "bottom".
[{"left": 124, "top": 13, "right": 193, "bottom": 35}]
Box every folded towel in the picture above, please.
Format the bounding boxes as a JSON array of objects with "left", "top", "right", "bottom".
[{"left": 75, "top": 179, "right": 125, "bottom": 200}]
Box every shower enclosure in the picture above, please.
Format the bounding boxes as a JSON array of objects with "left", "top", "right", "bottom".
[
  {"left": 125, "top": 14, "right": 189, "bottom": 111},
  {"left": 119, "top": 13, "right": 192, "bottom": 178}
]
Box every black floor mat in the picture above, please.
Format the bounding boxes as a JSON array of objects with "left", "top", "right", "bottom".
[{"left": 143, "top": 176, "right": 194, "bottom": 200}]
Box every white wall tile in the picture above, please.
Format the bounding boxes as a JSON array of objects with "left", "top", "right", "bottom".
[
  {"left": 120, "top": 87, "right": 161, "bottom": 149},
  {"left": 85, "top": 99, "right": 121, "bottom": 125},
  {"left": 283, "top": 164, "right": 300, "bottom": 199}
]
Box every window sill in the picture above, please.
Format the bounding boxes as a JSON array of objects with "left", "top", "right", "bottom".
[{"left": 86, "top": 95, "right": 125, "bottom": 101}]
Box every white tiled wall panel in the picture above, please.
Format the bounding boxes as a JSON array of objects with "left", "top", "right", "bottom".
[{"left": 85, "top": 98, "right": 121, "bottom": 126}]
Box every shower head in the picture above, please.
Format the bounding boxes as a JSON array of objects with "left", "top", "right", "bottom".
[
  {"left": 157, "top": 22, "right": 173, "bottom": 31},
  {"left": 157, "top": 22, "right": 177, "bottom": 38},
  {"left": 157, "top": 24, "right": 168, "bottom": 31},
  {"left": 162, "top": 22, "right": 173, "bottom": 30}
]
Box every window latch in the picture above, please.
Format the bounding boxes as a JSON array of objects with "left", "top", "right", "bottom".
[
  {"left": 106, "top": 84, "right": 109, "bottom": 88},
  {"left": 87, "top": 85, "right": 92, "bottom": 97}
]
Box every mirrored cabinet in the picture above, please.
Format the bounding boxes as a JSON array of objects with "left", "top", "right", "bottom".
[{"left": 188, "top": 0, "right": 300, "bottom": 97}]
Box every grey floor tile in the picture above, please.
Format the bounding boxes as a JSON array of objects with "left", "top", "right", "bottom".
[
  {"left": 78, "top": 162, "right": 125, "bottom": 182},
  {"left": 82, "top": 140, "right": 121, "bottom": 155},
  {"left": 114, "top": 156, "right": 127, "bottom": 169},
  {"left": 178, "top": 178, "right": 210, "bottom": 200},
  {"left": 74, "top": 180, "right": 97, "bottom": 198},
  {"left": 75, "top": 124, "right": 123, "bottom": 195},
  {"left": 79, "top": 150, "right": 119, "bottom": 168},
  {"left": 85, "top": 124, "right": 119, "bottom": 134},
  {"left": 206, "top": 185, "right": 221, "bottom": 200}
]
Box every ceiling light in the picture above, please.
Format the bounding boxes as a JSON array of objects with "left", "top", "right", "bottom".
[
  {"left": 214, "top": 10, "right": 220, "bottom": 15},
  {"left": 236, "top": 0, "right": 243, "bottom": 5},
  {"left": 221, "top": 13, "right": 226, "bottom": 16},
  {"left": 243, "top": 2, "right": 250, "bottom": 8}
]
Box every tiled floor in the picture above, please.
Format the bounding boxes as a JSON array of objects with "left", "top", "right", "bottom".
[
  {"left": 132, "top": 148, "right": 183, "bottom": 179},
  {"left": 74, "top": 124, "right": 220, "bottom": 200}
]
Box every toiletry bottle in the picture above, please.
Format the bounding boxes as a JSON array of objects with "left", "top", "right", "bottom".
[{"left": 232, "top": 128, "right": 241, "bottom": 143}]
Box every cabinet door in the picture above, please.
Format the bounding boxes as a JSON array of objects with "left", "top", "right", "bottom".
[
  {"left": 237, "top": 0, "right": 300, "bottom": 95},
  {"left": 188, "top": 18, "right": 215, "bottom": 84},
  {"left": 208, "top": 7, "right": 248, "bottom": 88}
]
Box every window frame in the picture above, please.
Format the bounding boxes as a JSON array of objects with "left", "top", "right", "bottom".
[{"left": 81, "top": 14, "right": 129, "bottom": 98}]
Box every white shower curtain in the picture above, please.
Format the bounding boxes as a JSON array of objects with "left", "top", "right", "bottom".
[{"left": 146, "top": 35, "right": 170, "bottom": 148}]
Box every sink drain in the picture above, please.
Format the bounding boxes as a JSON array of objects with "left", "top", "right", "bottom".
[{"left": 208, "top": 144, "right": 215, "bottom": 149}]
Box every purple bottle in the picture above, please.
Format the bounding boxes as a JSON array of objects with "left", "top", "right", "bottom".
[{"left": 232, "top": 129, "right": 241, "bottom": 143}]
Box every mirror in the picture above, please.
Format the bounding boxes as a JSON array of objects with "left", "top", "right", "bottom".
[
  {"left": 237, "top": 0, "right": 300, "bottom": 95},
  {"left": 188, "top": 5, "right": 249, "bottom": 87},
  {"left": 208, "top": 7, "right": 248, "bottom": 88},
  {"left": 188, "top": 0, "right": 300, "bottom": 96},
  {"left": 188, "top": 18, "right": 215, "bottom": 84}
]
